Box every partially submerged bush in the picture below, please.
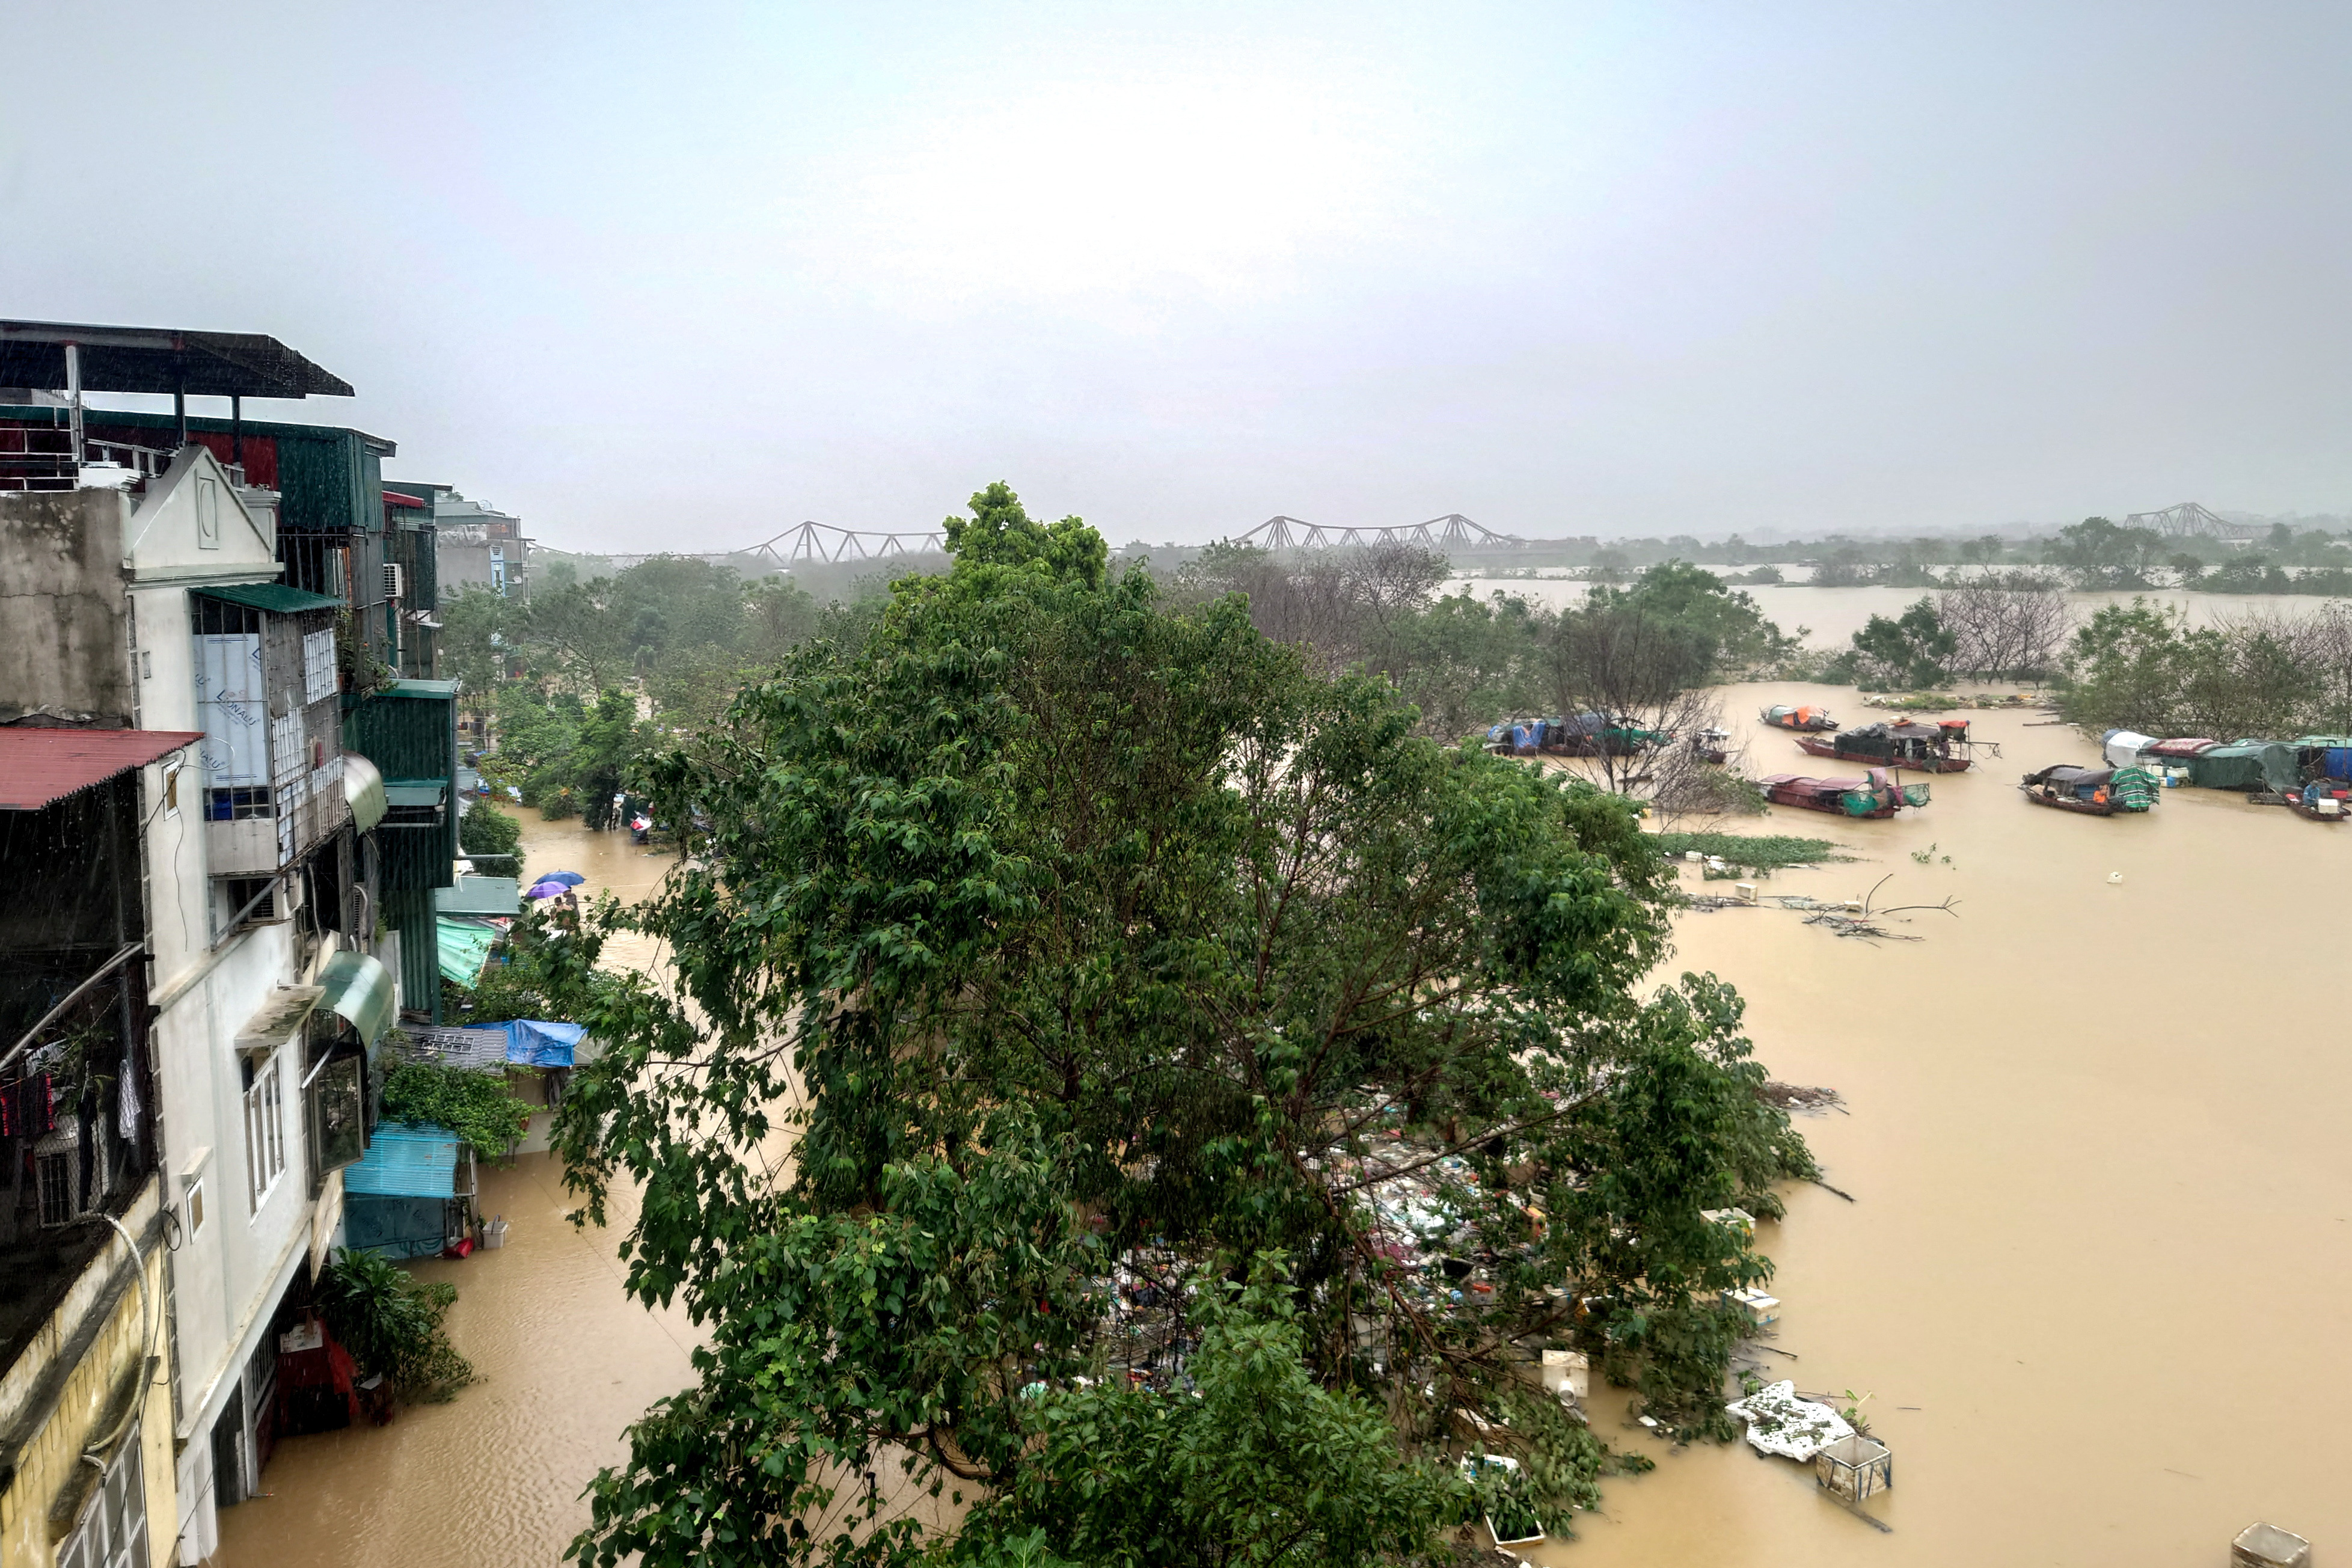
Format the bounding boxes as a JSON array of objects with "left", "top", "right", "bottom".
[{"left": 317, "top": 1246, "right": 474, "bottom": 1402}]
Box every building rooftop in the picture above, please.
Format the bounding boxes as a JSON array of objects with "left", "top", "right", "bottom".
[
  {"left": 0, "top": 727, "right": 204, "bottom": 812},
  {"left": 0, "top": 319, "right": 354, "bottom": 399}
]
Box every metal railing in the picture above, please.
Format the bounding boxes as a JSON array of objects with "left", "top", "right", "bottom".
[{"left": 0, "top": 425, "right": 179, "bottom": 492}]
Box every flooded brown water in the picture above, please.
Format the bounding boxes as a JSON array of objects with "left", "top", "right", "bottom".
[
  {"left": 218, "top": 810, "right": 690, "bottom": 1568},
  {"left": 1536, "top": 685, "right": 2352, "bottom": 1567},
  {"left": 222, "top": 765, "right": 2352, "bottom": 1566},
  {"left": 1451, "top": 577, "right": 2351, "bottom": 648}
]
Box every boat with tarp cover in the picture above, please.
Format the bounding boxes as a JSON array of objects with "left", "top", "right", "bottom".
[
  {"left": 1761, "top": 703, "right": 1838, "bottom": 732},
  {"left": 1794, "top": 717, "right": 1984, "bottom": 774},
  {"left": 2020, "top": 764, "right": 2158, "bottom": 815},
  {"left": 1759, "top": 766, "right": 1925, "bottom": 819}
]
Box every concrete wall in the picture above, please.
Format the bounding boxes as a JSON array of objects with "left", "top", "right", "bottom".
[
  {"left": 0, "top": 1179, "right": 178, "bottom": 1568},
  {"left": 0, "top": 489, "right": 133, "bottom": 727}
]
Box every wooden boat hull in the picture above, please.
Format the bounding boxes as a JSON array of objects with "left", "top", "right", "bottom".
[
  {"left": 1760, "top": 771, "right": 1914, "bottom": 819},
  {"left": 2286, "top": 798, "right": 2347, "bottom": 823},
  {"left": 1794, "top": 735, "right": 1974, "bottom": 773},
  {"left": 2021, "top": 785, "right": 2125, "bottom": 815}
]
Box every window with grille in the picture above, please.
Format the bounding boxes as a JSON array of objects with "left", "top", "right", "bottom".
[
  {"left": 37, "top": 1149, "right": 75, "bottom": 1225},
  {"left": 245, "top": 1051, "right": 286, "bottom": 1210},
  {"left": 55, "top": 1421, "right": 150, "bottom": 1568},
  {"left": 34, "top": 1115, "right": 107, "bottom": 1227},
  {"left": 206, "top": 786, "right": 274, "bottom": 821},
  {"left": 302, "top": 628, "right": 338, "bottom": 703}
]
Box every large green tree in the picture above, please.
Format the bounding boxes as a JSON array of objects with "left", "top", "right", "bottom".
[{"left": 548, "top": 485, "right": 1810, "bottom": 1567}]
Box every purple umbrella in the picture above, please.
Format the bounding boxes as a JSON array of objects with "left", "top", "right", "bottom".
[{"left": 524, "top": 880, "right": 569, "bottom": 899}]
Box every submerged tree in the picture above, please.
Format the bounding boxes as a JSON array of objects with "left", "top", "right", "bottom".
[{"left": 548, "top": 485, "right": 1811, "bottom": 1567}]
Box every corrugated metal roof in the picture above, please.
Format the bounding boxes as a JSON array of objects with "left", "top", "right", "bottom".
[
  {"left": 345, "top": 1122, "right": 463, "bottom": 1198},
  {"left": 0, "top": 727, "right": 204, "bottom": 811},
  {"left": 197, "top": 582, "right": 345, "bottom": 615},
  {"left": 0, "top": 319, "right": 354, "bottom": 398},
  {"left": 318, "top": 950, "right": 396, "bottom": 1049},
  {"left": 435, "top": 877, "right": 519, "bottom": 916}
]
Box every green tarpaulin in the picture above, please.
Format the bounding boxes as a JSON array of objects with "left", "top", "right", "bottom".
[
  {"left": 436, "top": 917, "right": 500, "bottom": 988},
  {"left": 2185, "top": 741, "right": 2297, "bottom": 792}
]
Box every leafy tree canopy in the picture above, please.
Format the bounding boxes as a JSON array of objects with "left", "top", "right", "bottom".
[{"left": 546, "top": 494, "right": 1811, "bottom": 1567}]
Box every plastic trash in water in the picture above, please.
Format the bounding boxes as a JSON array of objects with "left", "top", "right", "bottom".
[{"left": 2107, "top": 871, "right": 2124, "bottom": 884}]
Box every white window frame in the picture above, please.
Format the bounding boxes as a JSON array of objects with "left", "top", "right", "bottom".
[
  {"left": 55, "top": 1419, "right": 150, "bottom": 1568},
  {"left": 245, "top": 1049, "right": 287, "bottom": 1212}
]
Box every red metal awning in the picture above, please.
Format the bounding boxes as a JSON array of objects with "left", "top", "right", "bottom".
[
  {"left": 383, "top": 491, "right": 427, "bottom": 509},
  {"left": 0, "top": 728, "right": 204, "bottom": 811}
]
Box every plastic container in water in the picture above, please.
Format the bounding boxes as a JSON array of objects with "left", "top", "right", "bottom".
[{"left": 481, "top": 1216, "right": 510, "bottom": 1250}]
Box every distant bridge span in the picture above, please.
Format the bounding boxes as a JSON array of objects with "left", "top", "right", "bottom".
[
  {"left": 2124, "top": 502, "right": 2265, "bottom": 542},
  {"left": 706, "top": 512, "right": 1563, "bottom": 568},
  {"left": 744, "top": 519, "right": 949, "bottom": 565},
  {"left": 1228, "top": 513, "right": 1537, "bottom": 551}
]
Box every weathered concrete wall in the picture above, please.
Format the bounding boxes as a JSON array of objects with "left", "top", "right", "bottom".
[
  {"left": 0, "top": 491, "right": 132, "bottom": 727},
  {"left": 0, "top": 1178, "right": 177, "bottom": 1568}
]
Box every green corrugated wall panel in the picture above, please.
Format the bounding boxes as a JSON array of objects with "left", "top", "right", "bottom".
[
  {"left": 345, "top": 684, "right": 459, "bottom": 893},
  {"left": 384, "top": 888, "right": 443, "bottom": 1024}
]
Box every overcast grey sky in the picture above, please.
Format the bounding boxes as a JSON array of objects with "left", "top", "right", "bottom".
[{"left": 5, "top": 2, "right": 2349, "bottom": 550}]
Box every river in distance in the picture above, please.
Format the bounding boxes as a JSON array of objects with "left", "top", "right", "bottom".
[{"left": 221, "top": 725, "right": 2352, "bottom": 1566}]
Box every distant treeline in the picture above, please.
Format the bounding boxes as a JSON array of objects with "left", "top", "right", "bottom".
[{"left": 1454, "top": 516, "right": 2352, "bottom": 596}]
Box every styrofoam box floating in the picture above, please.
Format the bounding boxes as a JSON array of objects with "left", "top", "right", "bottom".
[{"left": 1723, "top": 1285, "right": 1780, "bottom": 1325}]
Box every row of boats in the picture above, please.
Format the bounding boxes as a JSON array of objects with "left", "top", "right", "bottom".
[
  {"left": 1486, "top": 702, "right": 2352, "bottom": 824},
  {"left": 1755, "top": 705, "right": 2352, "bottom": 822}
]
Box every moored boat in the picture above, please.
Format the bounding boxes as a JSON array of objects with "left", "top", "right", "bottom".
[
  {"left": 1794, "top": 718, "right": 1983, "bottom": 773},
  {"left": 1761, "top": 703, "right": 1838, "bottom": 732},
  {"left": 2283, "top": 779, "right": 2350, "bottom": 822},
  {"left": 2019, "top": 764, "right": 2157, "bottom": 815},
  {"left": 1759, "top": 766, "right": 1924, "bottom": 818}
]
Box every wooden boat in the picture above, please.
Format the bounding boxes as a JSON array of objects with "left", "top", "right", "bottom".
[
  {"left": 1759, "top": 766, "right": 1924, "bottom": 819},
  {"left": 1689, "top": 727, "right": 1731, "bottom": 765},
  {"left": 1795, "top": 718, "right": 1983, "bottom": 774},
  {"left": 1760, "top": 703, "right": 1838, "bottom": 732},
  {"left": 2019, "top": 764, "right": 2157, "bottom": 815},
  {"left": 2284, "top": 781, "right": 2350, "bottom": 822}
]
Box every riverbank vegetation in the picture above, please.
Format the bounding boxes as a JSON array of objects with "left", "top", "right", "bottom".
[
  {"left": 543, "top": 485, "right": 1816, "bottom": 1567},
  {"left": 2055, "top": 598, "right": 2352, "bottom": 738},
  {"left": 1650, "top": 832, "right": 1849, "bottom": 868}
]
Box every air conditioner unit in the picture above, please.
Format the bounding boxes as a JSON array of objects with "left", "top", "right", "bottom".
[{"left": 383, "top": 562, "right": 407, "bottom": 602}]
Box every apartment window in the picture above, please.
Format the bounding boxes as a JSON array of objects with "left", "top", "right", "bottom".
[
  {"left": 35, "top": 1116, "right": 108, "bottom": 1227},
  {"left": 302, "top": 628, "right": 338, "bottom": 703},
  {"left": 55, "top": 1421, "right": 150, "bottom": 1568},
  {"left": 207, "top": 786, "right": 274, "bottom": 821},
  {"left": 244, "top": 1051, "right": 286, "bottom": 1210}
]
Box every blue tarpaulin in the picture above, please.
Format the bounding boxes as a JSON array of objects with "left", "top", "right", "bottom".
[
  {"left": 345, "top": 1123, "right": 464, "bottom": 1198},
  {"left": 2328, "top": 749, "right": 2352, "bottom": 781},
  {"left": 500, "top": 1018, "right": 588, "bottom": 1068}
]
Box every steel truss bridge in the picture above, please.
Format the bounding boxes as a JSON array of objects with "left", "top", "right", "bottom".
[
  {"left": 744, "top": 519, "right": 949, "bottom": 565},
  {"left": 2124, "top": 502, "right": 2266, "bottom": 542},
  {"left": 1228, "top": 513, "right": 1538, "bottom": 551},
  {"left": 718, "top": 513, "right": 1564, "bottom": 566}
]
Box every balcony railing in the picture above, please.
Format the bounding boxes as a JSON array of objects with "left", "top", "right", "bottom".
[{"left": 0, "top": 425, "right": 179, "bottom": 492}]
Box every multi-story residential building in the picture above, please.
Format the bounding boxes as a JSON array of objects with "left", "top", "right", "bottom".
[
  {"left": 0, "top": 320, "right": 459, "bottom": 1567},
  {"left": 412, "top": 486, "right": 532, "bottom": 602}
]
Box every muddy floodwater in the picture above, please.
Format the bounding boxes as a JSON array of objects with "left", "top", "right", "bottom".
[
  {"left": 1450, "top": 577, "right": 2352, "bottom": 648},
  {"left": 1542, "top": 685, "right": 2352, "bottom": 1567},
  {"left": 216, "top": 748, "right": 2352, "bottom": 1566},
  {"left": 218, "top": 810, "right": 691, "bottom": 1568}
]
